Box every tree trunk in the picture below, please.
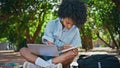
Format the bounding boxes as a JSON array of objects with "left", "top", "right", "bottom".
[
  {"left": 96, "top": 33, "right": 115, "bottom": 49},
  {"left": 112, "top": 0, "right": 120, "bottom": 12},
  {"left": 80, "top": 27, "right": 93, "bottom": 51},
  {"left": 106, "top": 25, "right": 119, "bottom": 49},
  {"left": 25, "top": 11, "right": 44, "bottom": 43},
  {"left": 25, "top": 22, "right": 43, "bottom": 43}
]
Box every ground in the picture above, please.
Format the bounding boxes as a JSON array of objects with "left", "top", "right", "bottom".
[
  {"left": 0, "top": 50, "right": 25, "bottom": 65},
  {"left": 0, "top": 48, "right": 120, "bottom": 67}
]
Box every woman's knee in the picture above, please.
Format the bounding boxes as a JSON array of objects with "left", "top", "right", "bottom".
[{"left": 20, "top": 47, "right": 29, "bottom": 56}]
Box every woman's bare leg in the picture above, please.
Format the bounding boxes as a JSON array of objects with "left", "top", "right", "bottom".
[
  {"left": 20, "top": 47, "right": 78, "bottom": 67},
  {"left": 52, "top": 48, "right": 78, "bottom": 68},
  {"left": 20, "top": 47, "right": 38, "bottom": 63}
]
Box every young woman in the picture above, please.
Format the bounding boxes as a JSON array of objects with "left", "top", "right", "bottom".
[{"left": 20, "top": 0, "right": 87, "bottom": 68}]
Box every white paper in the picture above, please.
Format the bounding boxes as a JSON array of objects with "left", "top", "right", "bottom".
[{"left": 60, "top": 46, "right": 78, "bottom": 53}]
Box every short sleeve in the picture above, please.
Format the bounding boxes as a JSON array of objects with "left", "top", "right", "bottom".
[
  {"left": 42, "top": 21, "right": 54, "bottom": 44},
  {"left": 70, "top": 29, "right": 82, "bottom": 47}
]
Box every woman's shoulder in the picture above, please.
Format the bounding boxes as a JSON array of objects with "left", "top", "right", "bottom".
[
  {"left": 47, "top": 18, "right": 60, "bottom": 26},
  {"left": 71, "top": 25, "right": 79, "bottom": 31}
]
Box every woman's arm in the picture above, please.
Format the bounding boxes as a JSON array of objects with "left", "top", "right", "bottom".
[{"left": 42, "top": 21, "right": 55, "bottom": 44}]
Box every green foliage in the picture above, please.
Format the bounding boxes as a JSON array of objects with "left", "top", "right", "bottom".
[
  {"left": 87, "top": 0, "right": 120, "bottom": 48},
  {"left": 0, "top": 0, "right": 119, "bottom": 51},
  {"left": 0, "top": 0, "right": 59, "bottom": 51}
]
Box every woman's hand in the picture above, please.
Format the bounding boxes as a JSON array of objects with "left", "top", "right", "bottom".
[
  {"left": 61, "top": 44, "right": 72, "bottom": 50},
  {"left": 47, "top": 40, "right": 53, "bottom": 45}
]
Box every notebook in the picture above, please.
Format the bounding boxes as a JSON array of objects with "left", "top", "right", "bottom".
[{"left": 27, "top": 44, "right": 78, "bottom": 56}]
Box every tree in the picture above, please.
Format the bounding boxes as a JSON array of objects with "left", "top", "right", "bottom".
[
  {"left": 0, "top": 0, "right": 59, "bottom": 51},
  {"left": 86, "top": 0, "right": 120, "bottom": 49},
  {"left": 112, "top": 0, "right": 120, "bottom": 12}
]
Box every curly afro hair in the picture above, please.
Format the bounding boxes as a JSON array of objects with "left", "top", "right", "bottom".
[{"left": 58, "top": 0, "right": 87, "bottom": 27}]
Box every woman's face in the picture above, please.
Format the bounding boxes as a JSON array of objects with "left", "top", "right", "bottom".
[{"left": 61, "top": 17, "right": 74, "bottom": 29}]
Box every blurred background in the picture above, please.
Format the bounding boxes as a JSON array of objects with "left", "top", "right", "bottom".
[
  {"left": 0, "top": 0, "right": 120, "bottom": 53},
  {"left": 0, "top": 0, "right": 120, "bottom": 66}
]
